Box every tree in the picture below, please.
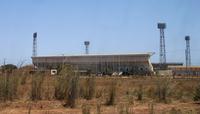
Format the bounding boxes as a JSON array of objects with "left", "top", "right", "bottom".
[{"left": 1, "top": 64, "right": 17, "bottom": 73}]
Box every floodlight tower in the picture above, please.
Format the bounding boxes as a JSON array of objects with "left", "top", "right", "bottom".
[
  {"left": 84, "top": 41, "right": 90, "bottom": 54},
  {"left": 185, "top": 36, "right": 191, "bottom": 67},
  {"left": 32, "top": 32, "right": 37, "bottom": 57},
  {"left": 157, "top": 23, "right": 166, "bottom": 64}
]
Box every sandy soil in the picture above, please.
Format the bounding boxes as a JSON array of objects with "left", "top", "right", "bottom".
[{"left": 0, "top": 100, "right": 200, "bottom": 114}]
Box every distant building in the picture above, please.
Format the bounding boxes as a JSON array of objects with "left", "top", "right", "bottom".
[
  {"left": 152, "top": 62, "right": 183, "bottom": 70},
  {"left": 169, "top": 66, "right": 200, "bottom": 76},
  {"left": 32, "top": 53, "right": 154, "bottom": 75}
]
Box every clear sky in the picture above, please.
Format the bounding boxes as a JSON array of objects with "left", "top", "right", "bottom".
[{"left": 0, "top": 0, "right": 200, "bottom": 66}]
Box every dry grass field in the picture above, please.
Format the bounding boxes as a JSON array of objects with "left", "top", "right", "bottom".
[{"left": 0, "top": 69, "right": 200, "bottom": 114}]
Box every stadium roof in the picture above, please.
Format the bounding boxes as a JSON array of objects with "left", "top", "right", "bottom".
[{"left": 32, "top": 52, "right": 155, "bottom": 58}]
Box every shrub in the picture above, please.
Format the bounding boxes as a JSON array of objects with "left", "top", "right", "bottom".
[
  {"left": 148, "top": 102, "right": 155, "bottom": 114},
  {"left": 95, "top": 88, "right": 104, "bottom": 98},
  {"left": 146, "top": 86, "right": 156, "bottom": 99},
  {"left": 82, "top": 76, "right": 96, "bottom": 100},
  {"left": 193, "top": 84, "right": 200, "bottom": 101},
  {"left": 20, "top": 75, "right": 27, "bottom": 85},
  {"left": 30, "top": 73, "right": 44, "bottom": 101},
  {"left": 55, "top": 65, "right": 79, "bottom": 108},
  {"left": 118, "top": 104, "right": 134, "bottom": 114},
  {"left": 1, "top": 64, "right": 17, "bottom": 74},
  {"left": 105, "top": 80, "right": 117, "bottom": 106},
  {"left": 82, "top": 104, "right": 91, "bottom": 114},
  {"left": 0, "top": 75, "right": 19, "bottom": 101},
  {"left": 64, "top": 75, "right": 79, "bottom": 108},
  {"left": 135, "top": 84, "right": 143, "bottom": 101},
  {"left": 55, "top": 75, "right": 78, "bottom": 107},
  {"left": 155, "top": 77, "right": 172, "bottom": 103},
  {"left": 126, "top": 90, "right": 134, "bottom": 105},
  {"left": 54, "top": 75, "right": 69, "bottom": 100},
  {"left": 169, "top": 107, "right": 182, "bottom": 114},
  {"left": 96, "top": 102, "right": 101, "bottom": 114}
]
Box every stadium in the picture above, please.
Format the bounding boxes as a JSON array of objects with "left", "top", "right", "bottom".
[{"left": 32, "top": 53, "right": 154, "bottom": 75}]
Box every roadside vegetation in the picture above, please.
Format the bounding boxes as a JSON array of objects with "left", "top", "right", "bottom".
[{"left": 0, "top": 65, "right": 200, "bottom": 113}]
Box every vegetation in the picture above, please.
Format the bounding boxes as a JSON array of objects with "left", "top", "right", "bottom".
[
  {"left": 96, "top": 102, "right": 101, "bottom": 114},
  {"left": 135, "top": 84, "right": 143, "bottom": 101},
  {"left": 148, "top": 102, "right": 155, "bottom": 114},
  {"left": 55, "top": 65, "right": 80, "bottom": 108},
  {"left": 105, "top": 80, "right": 117, "bottom": 106},
  {"left": 30, "top": 73, "right": 44, "bottom": 101},
  {"left": 1, "top": 64, "right": 17, "bottom": 74},
  {"left": 118, "top": 104, "right": 134, "bottom": 114},
  {"left": 64, "top": 75, "right": 79, "bottom": 108},
  {"left": 155, "top": 77, "right": 172, "bottom": 103},
  {"left": 0, "top": 75, "right": 19, "bottom": 101},
  {"left": 0, "top": 70, "right": 199, "bottom": 113},
  {"left": 82, "top": 76, "right": 96, "bottom": 100},
  {"left": 193, "top": 84, "right": 200, "bottom": 101},
  {"left": 54, "top": 75, "right": 70, "bottom": 100},
  {"left": 82, "top": 104, "right": 91, "bottom": 114}
]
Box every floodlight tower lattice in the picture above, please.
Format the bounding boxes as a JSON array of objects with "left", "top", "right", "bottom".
[
  {"left": 84, "top": 41, "right": 90, "bottom": 54},
  {"left": 185, "top": 36, "right": 191, "bottom": 67},
  {"left": 157, "top": 23, "right": 167, "bottom": 64},
  {"left": 32, "top": 32, "right": 37, "bottom": 57}
]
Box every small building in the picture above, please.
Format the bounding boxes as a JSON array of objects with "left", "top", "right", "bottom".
[
  {"left": 32, "top": 53, "right": 154, "bottom": 75},
  {"left": 168, "top": 66, "right": 200, "bottom": 76},
  {"left": 152, "top": 62, "right": 183, "bottom": 70}
]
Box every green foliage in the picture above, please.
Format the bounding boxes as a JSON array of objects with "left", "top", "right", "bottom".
[{"left": 1, "top": 64, "right": 17, "bottom": 73}]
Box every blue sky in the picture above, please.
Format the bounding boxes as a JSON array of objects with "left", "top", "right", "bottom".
[{"left": 0, "top": 0, "right": 200, "bottom": 66}]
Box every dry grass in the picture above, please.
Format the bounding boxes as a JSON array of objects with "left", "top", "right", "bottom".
[{"left": 0, "top": 72, "right": 200, "bottom": 114}]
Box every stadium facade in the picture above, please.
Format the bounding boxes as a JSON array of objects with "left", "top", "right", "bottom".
[{"left": 32, "top": 53, "right": 154, "bottom": 75}]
